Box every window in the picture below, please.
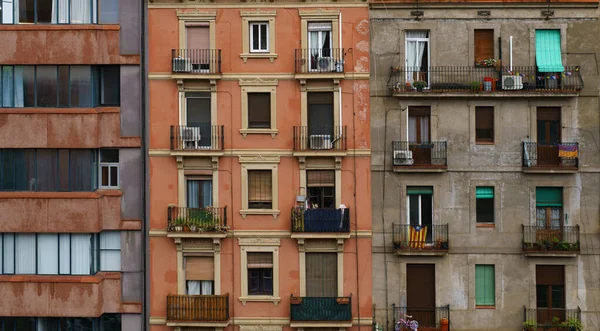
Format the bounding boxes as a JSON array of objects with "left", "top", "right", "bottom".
[
  {"left": 536, "top": 265, "right": 565, "bottom": 325},
  {"left": 536, "top": 187, "right": 563, "bottom": 229},
  {"left": 476, "top": 187, "right": 494, "bottom": 224},
  {"left": 185, "top": 256, "right": 214, "bottom": 295},
  {"left": 474, "top": 29, "right": 494, "bottom": 64},
  {"left": 99, "top": 149, "right": 119, "bottom": 189},
  {"left": 0, "top": 315, "right": 121, "bottom": 331},
  {"left": 247, "top": 92, "right": 271, "bottom": 129},
  {"left": 0, "top": 0, "right": 101, "bottom": 24},
  {"left": 475, "top": 107, "right": 494, "bottom": 143},
  {"left": 0, "top": 65, "right": 120, "bottom": 108},
  {"left": 248, "top": 170, "right": 272, "bottom": 209},
  {"left": 247, "top": 252, "right": 273, "bottom": 296},
  {"left": 306, "top": 170, "right": 335, "bottom": 209},
  {"left": 187, "top": 179, "right": 212, "bottom": 208},
  {"left": 305, "top": 252, "right": 337, "bottom": 297},
  {"left": 405, "top": 31, "right": 430, "bottom": 85},
  {"left": 475, "top": 264, "right": 495, "bottom": 307},
  {"left": 0, "top": 232, "right": 121, "bottom": 275},
  {"left": 250, "top": 22, "right": 269, "bottom": 52},
  {"left": 407, "top": 186, "right": 433, "bottom": 242},
  {"left": 307, "top": 92, "right": 334, "bottom": 138}
]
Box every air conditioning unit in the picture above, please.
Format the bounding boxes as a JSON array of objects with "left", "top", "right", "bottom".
[
  {"left": 502, "top": 75, "right": 523, "bottom": 90},
  {"left": 393, "top": 150, "right": 414, "bottom": 166},
  {"left": 317, "top": 57, "right": 335, "bottom": 72},
  {"left": 173, "top": 57, "right": 191, "bottom": 73},
  {"left": 309, "top": 135, "right": 332, "bottom": 150},
  {"left": 181, "top": 127, "right": 201, "bottom": 149}
]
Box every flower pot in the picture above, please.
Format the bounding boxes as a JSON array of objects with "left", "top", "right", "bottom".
[
  {"left": 189, "top": 225, "right": 197, "bottom": 232},
  {"left": 290, "top": 297, "right": 302, "bottom": 304},
  {"left": 174, "top": 226, "right": 183, "bottom": 232},
  {"left": 416, "top": 86, "right": 424, "bottom": 92},
  {"left": 336, "top": 297, "right": 350, "bottom": 304}
]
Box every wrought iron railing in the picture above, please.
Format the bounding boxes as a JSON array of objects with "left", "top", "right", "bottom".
[
  {"left": 393, "top": 224, "right": 449, "bottom": 252},
  {"left": 392, "top": 141, "right": 447, "bottom": 167},
  {"left": 388, "top": 66, "right": 583, "bottom": 93},
  {"left": 523, "top": 306, "right": 581, "bottom": 329},
  {"left": 393, "top": 304, "right": 450, "bottom": 330},
  {"left": 290, "top": 296, "right": 352, "bottom": 321},
  {"left": 291, "top": 207, "right": 350, "bottom": 233},
  {"left": 166, "top": 294, "right": 229, "bottom": 322},
  {"left": 167, "top": 206, "right": 227, "bottom": 232},
  {"left": 170, "top": 125, "right": 225, "bottom": 151},
  {"left": 172, "top": 49, "right": 222, "bottom": 74},
  {"left": 522, "top": 142, "right": 579, "bottom": 169},
  {"left": 293, "top": 126, "right": 347, "bottom": 151},
  {"left": 522, "top": 225, "right": 580, "bottom": 253},
  {"left": 294, "top": 48, "right": 345, "bottom": 74}
]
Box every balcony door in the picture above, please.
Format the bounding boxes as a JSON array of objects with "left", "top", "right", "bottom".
[
  {"left": 185, "top": 92, "right": 211, "bottom": 149},
  {"left": 187, "top": 179, "right": 212, "bottom": 209},
  {"left": 407, "top": 187, "right": 433, "bottom": 242},
  {"left": 535, "top": 187, "right": 563, "bottom": 242},
  {"left": 536, "top": 265, "right": 565, "bottom": 325},
  {"left": 185, "top": 256, "right": 214, "bottom": 295},
  {"left": 407, "top": 264, "right": 435, "bottom": 327},
  {"left": 405, "top": 31, "right": 430, "bottom": 85},
  {"left": 308, "top": 22, "right": 332, "bottom": 71},
  {"left": 537, "top": 108, "right": 561, "bottom": 166},
  {"left": 308, "top": 92, "right": 334, "bottom": 148},
  {"left": 186, "top": 23, "right": 210, "bottom": 72},
  {"left": 306, "top": 252, "right": 337, "bottom": 297},
  {"left": 408, "top": 107, "right": 431, "bottom": 165},
  {"left": 307, "top": 170, "right": 335, "bottom": 209}
]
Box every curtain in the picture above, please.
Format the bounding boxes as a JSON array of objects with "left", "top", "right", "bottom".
[
  {"left": 99, "top": 232, "right": 120, "bottom": 271},
  {"left": 71, "top": 0, "right": 91, "bottom": 23},
  {"left": 3, "top": 234, "right": 14, "bottom": 274},
  {"left": 13, "top": 66, "right": 23, "bottom": 107},
  {"left": 51, "top": 0, "right": 69, "bottom": 23},
  {"left": 71, "top": 234, "right": 91, "bottom": 275},
  {"left": 69, "top": 149, "right": 93, "bottom": 191},
  {"left": 187, "top": 280, "right": 201, "bottom": 295},
  {"left": 37, "top": 234, "right": 58, "bottom": 274},
  {"left": 2, "top": 0, "right": 14, "bottom": 24},
  {"left": 202, "top": 180, "right": 212, "bottom": 207},
  {"left": 201, "top": 280, "right": 213, "bottom": 295},
  {"left": 15, "top": 234, "right": 35, "bottom": 274},
  {"left": 59, "top": 233, "right": 70, "bottom": 274},
  {"left": 405, "top": 31, "right": 428, "bottom": 83},
  {"left": 309, "top": 31, "right": 319, "bottom": 70},
  {"left": 420, "top": 116, "right": 429, "bottom": 142},
  {"left": 408, "top": 116, "right": 417, "bottom": 142},
  {"left": 2, "top": 67, "right": 12, "bottom": 107},
  {"left": 187, "top": 180, "right": 199, "bottom": 208}
]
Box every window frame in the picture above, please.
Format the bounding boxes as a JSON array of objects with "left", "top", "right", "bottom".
[
  {"left": 99, "top": 149, "right": 119, "bottom": 189},
  {"left": 476, "top": 186, "right": 495, "bottom": 224},
  {"left": 475, "top": 264, "right": 495, "bottom": 307},
  {"left": 249, "top": 21, "right": 269, "bottom": 53},
  {"left": 239, "top": 79, "right": 278, "bottom": 137},
  {"left": 239, "top": 238, "right": 280, "bottom": 305},
  {"left": 0, "top": 0, "right": 100, "bottom": 24},
  {"left": 240, "top": 158, "right": 280, "bottom": 219},
  {"left": 240, "top": 10, "right": 277, "bottom": 62},
  {"left": 247, "top": 92, "right": 272, "bottom": 129},
  {"left": 247, "top": 169, "right": 273, "bottom": 210}
]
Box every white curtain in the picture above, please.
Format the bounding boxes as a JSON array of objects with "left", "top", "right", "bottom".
[
  {"left": 99, "top": 231, "right": 120, "bottom": 271},
  {"left": 51, "top": 0, "right": 69, "bottom": 23},
  {"left": 187, "top": 280, "right": 201, "bottom": 295},
  {"left": 38, "top": 234, "right": 58, "bottom": 274},
  {"left": 2, "top": 0, "right": 14, "bottom": 23},
  {"left": 13, "top": 66, "right": 23, "bottom": 107},
  {"left": 71, "top": 0, "right": 91, "bottom": 23},
  {"left": 408, "top": 116, "right": 417, "bottom": 142},
  {"left": 15, "top": 234, "right": 35, "bottom": 274},
  {"left": 71, "top": 234, "right": 91, "bottom": 275},
  {"left": 405, "top": 31, "right": 428, "bottom": 83},
  {"left": 1, "top": 66, "right": 12, "bottom": 107},
  {"left": 420, "top": 116, "right": 429, "bottom": 142},
  {"left": 3, "top": 234, "right": 14, "bottom": 273},
  {"left": 59, "top": 233, "right": 71, "bottom": 274},
  {"left": 201, "top": 280, "right": 213, "bottom": 295}
]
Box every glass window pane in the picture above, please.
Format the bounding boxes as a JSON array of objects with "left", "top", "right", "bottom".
[
  {"left": 70, "top": 66, "right": 92, "bottom": 107},
  {"left": 100, "top": 250, "right": 120, "bottom": 271},
  {"left": 18, "top": 0, "right": 34, "bottom": 23},
  {"left": 1, "top": 149, "right": 15, "bottom": 190},
  {"left": 99, "top": 0, "right": 119, "bottom": 24},
  {"left": 59, "top": 233, "right": 70, "bottom": 274},
  {"left": 101, "top": 166, "right": 109, "bottom": 186},
  {"left": 101, "top": 314, "right": 121, "bottom": 331},
  {"left": 37, "top": 149, "right": 57, "bottom": 191},
  {"left": 251, "top": 24, "right": 259, "bottom": 50},
  {"left": 537, "top": 285, "right": 549, "bottom": 308},
  {"left": 100, "top": 66, "right": 119, "bottom": 106},
  {"left": 109, "top": 166, "right": 118, "bottom": 187},
  {"left": 58, "top": 66, "right": 70, "bottom": 107},
  {"left": 70, "top": 0, "right": 92, "bottom": 24},
  {"left": 409, "top": 195, "right": 419, "bottom": 225},
  {"left": 69, "top": 149, "right": 93, "bottom": 191},
  {"left": 15, "top": 233, "right": 35, "bottom": 274},
  {"left": 36, "top": 66, "right": 58, "bottom": 107},
  {"left": 2, "top": 66, "right": 13, "bottom": 107},
  {"left": 2, "top": 0, "right": 15, "bottom": 24},
  {"left": 36, "top": 0, "right": 53, "bottom": 23},
  {"left": 3, "top": 233, "right": 14, "bottom": 274},
  {"left": 260, "top": 24, "right": 268, "bottom": 50},
  {"left": 37, "top": 234, "right": 58, "bottom": 274},
  {"left": 70, "top": 317, "right": 94, "bottom": 331},
  {"left": 70, "top": 234, "right": 91, "bottom": 275},
  {"left": 58, "top": 149, "right": 70, "bottom": 191},
  {"left": 14, "top": 66, "right": 34, "bottom": 107}
]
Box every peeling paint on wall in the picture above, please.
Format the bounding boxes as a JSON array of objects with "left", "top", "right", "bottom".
[
  {"left": 356, "top": 19, "right": 369, "bottom": 35},
  {"left": 354, "top": 56, "right": 369, "bottom": 73},
  {"left": 356, "top": 40, "right": 369, "bottom": 53}
]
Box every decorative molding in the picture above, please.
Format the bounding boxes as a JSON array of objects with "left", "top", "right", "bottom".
[
  {"left": 304, "top": 238, "right": 338, "bottom": 252},
  {"left": 176, "top": 156, "right": 184, "bottom": 169},
  {"left": 542, "top": 10, "right": 555, "bottom": 17},
  {"left": 238, "top": 324, "right": 283, "bottom": 331},
  {"left": 240, "top": 9, "right": 277, "bottom": 17},
  {"left": 211, "top": 156, "right": 219, "bottom": 170},
  {"left": 182, "top": 238, "right": 214, "bottom": 250},
  {"left": 410, "top": 10, "right": 424, "bottom": 17},
  {"left": 238, "top": 155, "right": 281, "bottom": 164},
  {"left": 176, "top": 9, "right": 217, "bottom": 18},
  {"left": 337, "top": 238, "right": 345, "bottom": 252},
  {"left": 298, "top": 156, "right": 306, "bottom": 170},
  {"left": 238, "top": 78, "right": 279, "bottom": 86},
  {"left": 335, "top": 156, "right": 342, "bottom": 170},
  {"left": 477, "top": 10, "right": 491, "bottom": 17},
  {"left": 173, "top": 237, "right": 183, "bottom": 252},
  {"left": 213, "top": 238, "right": 222, "bottom": 253},
  {"left": 238, "top": 237, "right": 281, "bottom": 246},
  {"left": 239, "top": 296, "right": 281, "bottom": 306},
  {"left": 298, "top": 8, "right": 340, "bottom": 17},
  {"left": 239, "top": 128, "right": 279, "bottom": 138}
]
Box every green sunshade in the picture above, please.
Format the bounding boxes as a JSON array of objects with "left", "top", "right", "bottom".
[
  {"left": 407, "top": 186, "right": 433, "bottom": 195},
  {"left": 476, "top": 187, "right": 494, "bottom": 199},
  {"left": 536, "top": 187, "right": 563, "bottom": 207},
  {"left": 536, "top": 30, "right": 564, "bottom": 72}
]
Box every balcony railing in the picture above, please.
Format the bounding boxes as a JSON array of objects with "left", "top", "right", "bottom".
[
  {"left": 522, "top": 225, "right": 580, "bottom": 253},
  {"left": 523, "top": 307, "right": 581, "bottom": 330},
  {"left": 393, "top": 224, "right": 449, "bottom": 253},
  {"left": 392, "top": 141, "right": 447, "bottom": 168},
  {"left": 167, "top": 206, "right": 227, "bottom": 233},
  {"left": 170, "top": 125, "right": 225, "bottom": 151},
  {"left": 290, "top": 296, "right": 352, "bottom": 321},
  {"left": 295, "top": 48, "right": 345, "bottom": 74},
  {"left": 291, "top": 207, "right": 350, "bottom": 233},
  {"left": 393, "top": 304, "right": 450, "bottom": 331},
  {"left": 166, "top": 294, "right": 229, "bottom": 322},
  {"left": 523, "top": 142, "right": 579, "bottom": 170},
  {"left": 172, "top": 49, "right": 222, "bottom": 74},
  {"left": 388, "top": 66, "right": 583, "bottom": 93},
  {"left": 293, "top": 126, "right": 347, "bottom": 151}
]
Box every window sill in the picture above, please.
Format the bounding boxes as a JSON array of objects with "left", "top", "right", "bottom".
[
  {"left": 239, "top": 295, "right": 281, "bottom": 306},
  {"left": 239, "top": 209, "right": 280, "bottom": 219},
  {"left": 475, "top": 305, "right": 496, "bottom": 309},
  {"left": 476, "top": 223, "right": 495, "bottom": 228},
  {"left": 240, "top": 128, "right": 278, "bottom": 138},
  {"left": 475, "top": 141, "right": 495, "bottom": 145},
  {"left": 0, "top": 272, "right": 120, "bottom": 284},
  {"left": 240, "top": 53, "right": 278, "bottom": 63}
]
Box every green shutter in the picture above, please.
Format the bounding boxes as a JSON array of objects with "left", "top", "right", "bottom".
[
  {"left": 476, "top": 187, "right": 494, "bottom": 199},
  {"left": 536, "top": 30, "right": 564, "bottom": 73},
  {"left": 476, "top": 265, "right": 495, "bottom": 306},
  {"left": 407, "top": 186, "right": 433, "bottom": 195},
  {"left": 536, "top": 187, "right": 563, "bottom": 207}
]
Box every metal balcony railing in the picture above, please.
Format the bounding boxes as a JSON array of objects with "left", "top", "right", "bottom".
[
  {"left": 388, "top": 66, "right": 583, "bottom": 93},
  {"left": 290, "top": 295, "right": 352, "bottom": 321},
  {"left": 166, "top": 294, "right": 229, "bottom": 322},
  {"left": 392, "top": 141, "right": 447, "bottom": 168},
  {"left": 393, "top": 224, "right": 449, "bottom": 252},
  {"left": 522, "top": 142, "right": 579, "bottom": 169},
  {"left": 293, "top": 126, "right": 347, "bottom": 151},
  {"left": 167, "top": 206, "right": 227, "bottom": 233},
  {"left": 170, "top": 125, "right": 225, "bottom": 151},
  {"left": 522, "top": 225, "right": 580, "bottom": 253},
  {"left": 172, "top": 49, "right": 222, "bottom": 74},
  {"left": 393, "top": 304, "right": 450, "bottom": 330},
  {"left": 291, "top": 207, "right": 350, "bottom": 233},
  {"left": 294, "top": 48, "right": 345, "bottom": 74},
  {"left": 523, "top": 306, "right": 581, "bottom": 329}
]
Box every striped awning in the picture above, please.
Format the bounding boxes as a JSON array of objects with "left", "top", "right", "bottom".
[
  {"left": 476, "top": 187, "right": 494, "bottom": 199},
  {"left": 536, "top": 30, "right": 564, "bottom": 73}
]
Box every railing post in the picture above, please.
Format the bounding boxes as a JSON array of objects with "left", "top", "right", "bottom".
[{"left": 170, "top": 126, "right": 174, "bottom": 150}]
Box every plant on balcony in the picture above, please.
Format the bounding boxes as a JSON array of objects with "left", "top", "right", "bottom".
[
  {"left": 436, "top": 239, "right": 449, "bottom": 250},
  {"left": 475, "top": 58, "right": 501, "bottom": 70},
  {"left": 523, "top": 320, "right": 537, "bottom": 331},
  {"left": 173, "top": 217, "right": 187, "bottom": 232},
  {"left": 395, "top": 314, "right": 419, "bottom": 331},
  {"left": 560, "top": 317, "right": 583, "bottom": 331},
  {"left": 413, "top": 81, "right": 427, "bottom": 92},
  {"left": 469, "top": 81, "right": 482, "bottom": 92},
  {"left": 190, "top": 208, "right": 220, "bottom": 232}
]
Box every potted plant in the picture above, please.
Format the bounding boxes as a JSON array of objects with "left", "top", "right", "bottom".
[
  {"left": 523, "top": 320, "right": 536, "bottom": 331},
  {"left": 290, "top": 296, "right": 302, "bottom": 304},
  {"left": 173, "top": 217, "right": 186, "bottom": 232},
  {"left": 469, "top": 81, "right": 482, "bottom": 92},
  {"left": 560, "top": 317, "right": 583, "bottom": 331},
  {"left": 440, "top": 317, "right": 449, "bottom": 331},
  {"left": 188, "top": 217, "right": 199, "bottom": 232},
  {"left": 413, "top": 80, "right": 427, "bottom": 92}
]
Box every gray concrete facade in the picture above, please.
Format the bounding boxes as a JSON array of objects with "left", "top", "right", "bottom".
[{"left": 370, "top": 4, "right": 600, "bottom": 331}]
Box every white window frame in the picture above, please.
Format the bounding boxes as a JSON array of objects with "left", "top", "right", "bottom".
[
  {"left": 405, "top": 31, "right": 431, "bottom": 85},
  {"left": 99, "top": 149, "right": 119, "bottom": 189},
  {"left": 406, "top": 194, "right": 433, "bottom": 226},
  {"left": 250, "top": 22, "right": 269, "bottom": 53}
]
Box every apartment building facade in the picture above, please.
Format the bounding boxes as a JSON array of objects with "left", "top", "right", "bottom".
[
  {"left": 0, "top": 0, "right": 145, "bottom": 330},
  {"left": 370, "top": 1, "right": 600, "bottom": 330},
  {"left": 147, "top": 1, "right": 372, "bottom": 331}
]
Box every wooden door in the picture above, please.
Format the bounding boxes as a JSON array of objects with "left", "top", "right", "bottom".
[
  {"left": 536, "top": 265, "right": 565, "bottom": 325},
  {"left": 537, "top": 108, "right": 561, "bottom": 166},
  {"left": 408, "top": 107, "right": 431, "bottom": 165},
  {"left": 407, "top": 264, "right": 436, "bottom": 327}
]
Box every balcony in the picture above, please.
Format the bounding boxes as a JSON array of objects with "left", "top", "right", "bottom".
[
  {"left": 290, "top": 296, "right": 352, "bottom": 327},
  {"left": 393, "top": 224, "right": 449, "bottom": 256},
  {"left": 523, "top": 307, "right": 581, "bottom": 331},
  {"left": 291, "top": 207, "right": 350, "bottom": 238},
  {"left": 393, "top": 305, "right": 450, "bottom": 331},
  {"left": 167, "top": 206, "right": 228, "bottom": 238},
  {"left": 388, "top": 66, "right": 583, "bottom": 97},
  {"left": 171, "top": 49, "right": 222, "bottom": 76},
  {"left": 523, "top": 142, "right": 579, "bottom": 173},
  {"left": 392, "top": 141, "right": 447, "bottom": 172},
  {"left": 166, "top": 294, "right": 229, "bottom": 327},
  {"left": 294, "top": 48, "right": 345, "bottom": 78},
  {"left": 170, "top": 125, "right": 225, "bottom": 155},
  {"left": 522, "top": 225, "right": 580, "bottom": 257},
  {"left": 293, "top": 126, "right": 347, "bottom": 155}
]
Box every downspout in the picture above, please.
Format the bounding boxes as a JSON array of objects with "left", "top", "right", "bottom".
[
  {"left": 339, "top": 12, "right": 343, "bottom": 131},
  {"left": 141, "top": 0, "right": 149, "bottom": 330}
]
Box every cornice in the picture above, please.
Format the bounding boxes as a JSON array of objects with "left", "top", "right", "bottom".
[
  {"left": 240, "top": 9, "right": 277, "bottom": 17},
  {"left": 238, "top": 155, "right": 281, "bottom": 164},
  {"left": 298, "top": 8, "right": 340, "bottom": 17},
  {"left": 238, "top": 78, "right": 279, "bottom": 86},
  {"left": 176, "top": 8, "right": 217, "bottom": 18}
]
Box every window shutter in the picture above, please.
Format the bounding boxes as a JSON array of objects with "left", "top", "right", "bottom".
[
  {"left": 307, "top": 170, "right": 335, "bottom": 187},
  {"left": 476, "top": 187, "right": 494, "bottom": 199},
  {"left": 248, "top": 170, "right": 272, "bottom": 202},
  {"left": 306, "top": 252, "right": 337, "bottom": 297},
  {"left": 186, "top": 26, "right": 210, "bottom": 49},
  {"left": 407, "top": 186, "right": 433, "bottom": 195},
  {"left": 535, "top": 30, "right": 564, "bottom": 72},
  {"left": 185, "top": 256, "right": 214, "bottom": 280},
  {"left": 474, "top": 29, "right": 494, "bottom": 63},
  {"left": 247, "top": 252, "right": 273, "bottom": 268},
  {"left": 536, "top": 265, "right": 564, "bottom": 285},
  {"left": 476, "top": 265, "right": 495, "bottom": 306},
  {"left": 248, "top": 93, "right": 271, "bottom": 128},
  {"left": 536, "top": 187, "right": 563, "bottom": 207}
]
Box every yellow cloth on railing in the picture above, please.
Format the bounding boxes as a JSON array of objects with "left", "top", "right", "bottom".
[{"left": 409, "top": 225, "right": 428, "bottom": 249}]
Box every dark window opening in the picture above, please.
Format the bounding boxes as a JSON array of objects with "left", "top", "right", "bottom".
[{"left": 248, "top": 92, "right": 271, "bottom": 128}]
